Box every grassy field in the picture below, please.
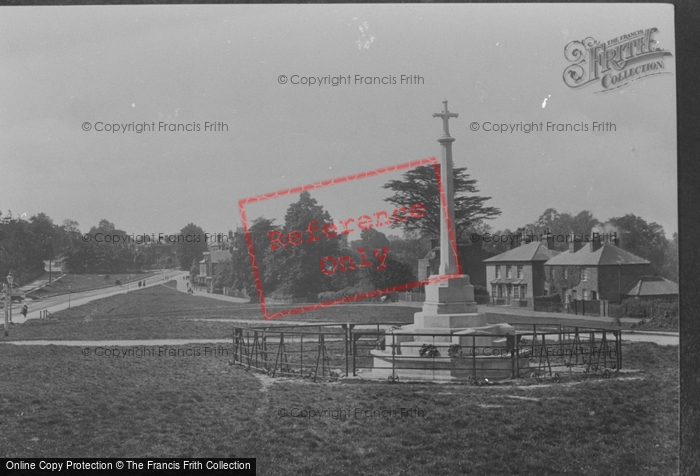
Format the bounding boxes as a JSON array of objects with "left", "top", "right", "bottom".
[
  {"left": 9, "top": 284, "right": 416, "bottom": 341},
  {"left": 1, "top": 283, "right": 679, "bottom": 474},
  {"left": 26, "top": 271, "right": 161, "bottom": 298},
  {"left": 0, "top": 342, "right": 678, "bottom": 475}
]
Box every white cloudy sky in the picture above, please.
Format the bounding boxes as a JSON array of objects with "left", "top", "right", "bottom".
[{"left": 0, "top": 4, "right": 676, "bottom": 238}]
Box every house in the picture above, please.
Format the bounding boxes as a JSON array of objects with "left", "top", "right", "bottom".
[
  {"left": 43, "top": 254, "right": 67, "bottom": 273},
  {"left": 543, "top": 237, "right": 652, "bottom": 303},
  {"left": 483, "top": 241, "right": 560, "bottom": 307},
  {"left": 196, "top": 249, "right": 232, "bottom": 290},
  {"left": 621, "top": 275, "right": 678, "bottom": 301}
]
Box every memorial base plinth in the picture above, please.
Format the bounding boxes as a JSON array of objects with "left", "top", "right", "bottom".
[{"left": 370, "top": 276, "right": 529, "bottom": 381}]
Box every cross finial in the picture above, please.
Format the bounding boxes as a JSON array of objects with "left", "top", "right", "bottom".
[{"left": 433, "top": 100, "right": 458, "bottom": 137}]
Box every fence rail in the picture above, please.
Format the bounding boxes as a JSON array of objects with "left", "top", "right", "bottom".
[{"left": 230, "top": 323, "right": 621, "bottom": 382}]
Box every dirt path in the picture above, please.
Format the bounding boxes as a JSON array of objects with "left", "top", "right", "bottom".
[{"left": 2, "top": 338, "right": 231, "bottom": 347}]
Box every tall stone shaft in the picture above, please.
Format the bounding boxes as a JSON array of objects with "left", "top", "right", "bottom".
[{"left": 433, "top": 100, "right": 459, "bottom": 276}]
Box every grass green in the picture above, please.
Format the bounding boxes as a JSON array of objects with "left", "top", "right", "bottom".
[
  {"left": 0, "top": 342, "right": 677, "bottom": 475},
  {"left": 0, "top": 282, "right": 678, "bottom": 475}
]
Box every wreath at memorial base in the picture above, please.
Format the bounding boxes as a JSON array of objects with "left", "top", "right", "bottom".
[
  {"left": 447, "top": 344, "right": 462, "bottom": 358},
  {"left": 419, "top": 344, "right": 440, "bottom": 358}
]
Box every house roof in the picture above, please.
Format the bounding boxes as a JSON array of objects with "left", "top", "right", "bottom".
[
  {"left": 483, "top": 242, "right": 559, "bottom": 263},
  {"left": 622, "top": 276, "right": 679, "bottom": 297},
  {"left": 490, "top": 278, "right": 525, "bottom": 285},
  {"left": 209, "top": 250, "right": 231, "bottom": 263},
  {"left": 544, "top": 242, "right": 650, "bottom": 266}
]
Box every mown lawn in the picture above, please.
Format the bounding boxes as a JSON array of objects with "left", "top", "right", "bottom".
[
  {"left": 1, "top": 282, "right": 678, "bottom": 474},
  {"left": 27, "top": 271, "right": 161, "bottom": 298},
  {"left": 0, "top": 342, "right": 678, "bottom": 475},
  {"left": 8, "top": 284, "right": 415, "bottom": 341}
]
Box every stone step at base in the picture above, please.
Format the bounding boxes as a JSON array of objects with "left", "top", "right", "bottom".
[{"left": 371, "top": 349, "right": 530, "bottom": 380}]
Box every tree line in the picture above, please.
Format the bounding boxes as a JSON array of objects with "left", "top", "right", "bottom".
[
  {"left": 1, "top": 164, "right": 677, "bottom": 292},
  {"left": 481, "top": 207, "right": 677, "bottom": 280}
]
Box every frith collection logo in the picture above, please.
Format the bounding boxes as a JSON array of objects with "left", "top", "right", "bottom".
[{"left": 563, "top": 28, "right": 673, "bottom": 93}]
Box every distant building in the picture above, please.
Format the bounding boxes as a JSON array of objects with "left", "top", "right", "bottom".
[
  {"left": 197, "top": 249, "right": 232, "bottom": 289},
  {"left": 484, "top": 241, "right": 560, "bottom": 307},
  {"left": 44, "top": 254, "right": 67, "bottom": 273},
  {"left": 544, "top": 237, "right": 652, "bottom": 302},
  {"left": 621, "top": 276, "right": 678, "bottom": 301}
]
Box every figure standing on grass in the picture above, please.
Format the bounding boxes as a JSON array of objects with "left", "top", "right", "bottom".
[{"left": 21, "top": 304, "right": 28, "bottom": 321}]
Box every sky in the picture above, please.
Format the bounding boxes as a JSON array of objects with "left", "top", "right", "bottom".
[{"left": 0, "top": 4, "right": 677, "bottom": 240}]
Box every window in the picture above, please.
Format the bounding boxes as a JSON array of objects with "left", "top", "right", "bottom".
[
  {"left": 506, "top": 266, "right": 512, "bottom": 279},
  {"left": 563, "top": 268, "right": 568, "bottom": 279},
  {"left": 583, "top": 289, "right": 589, "bottom": 300},
  {"left": 513, "top": 286, "right": 520, "bottom": 299},
  {"left": 498, "top": 285, "right": 503, "bottom": 298},
  {"left": 491, "top": 286, "right": 497, "bottom": 297},
  {"left": 582, "top": 268, "right": 588, "bottom": 282},
  {"left": 521, "top": 285, "right": 527, "bottom": 298},
  {"left": 495, "top": 266, "right": 501, "bottom": 278},
  {"left": 517, "top": 266, "right": 523, "bottom": 279}
]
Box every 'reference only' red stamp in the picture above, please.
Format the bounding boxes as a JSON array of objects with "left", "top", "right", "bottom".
[{"left": 237, "top": 157, "right": 461, "bottom": 320}]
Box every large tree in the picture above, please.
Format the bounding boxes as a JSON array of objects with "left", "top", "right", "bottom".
[
  {"left": 482, "top": 209, "right": 601, "bottom": 253},
  {"left": 661, "top": 232, "right": 678, "bottom": 281},
  {"left": 64, "top": 219, "right": 140, "bottom": 273},
  {"left": 526, "top": 208, "right": 600, "bottom": 251},
  {"left": 382, "top": 165, "right": 500, "bottom": 241},
  {"left": 0, "top": 213, "right": 46, "bottom": 283},
  {"left": 60, "top": 219, "right": 82, "bottom": 251},
  {"left": 175, "top": 223, "right": 208, "bottom": 271},
  {"left": 270, "top": 192, "right": 341, "bottom": 298},
  {"left": 225, "top": 217, "right": 281, "bottom": 301},
  {"left": 609, "top": 214, "right": 668, "bottom": 274},
  {"left": 364, "top": 253, "right": 416, "bottom": 291}
]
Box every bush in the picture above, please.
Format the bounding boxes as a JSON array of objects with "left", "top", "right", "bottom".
[
  {"left": 624, "top": 298, "right": 678, "bottom": 330},
  {"left": 269, "top": 290, "right": 295, "bottom": 300},
  {"left": 318, "top": 283, "right": 375, "bottom": 302},
  {"left": 622, "top": 298, "right": 648, "bottom": 318},
  {"left": 533, "top": 293, "right": 563, "bottom": 312},
  {"left": 473, "top": 285, "right": 489, "bottom": 296}
]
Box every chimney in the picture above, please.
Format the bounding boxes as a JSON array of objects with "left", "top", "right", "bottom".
[
  {"left": 610, "top": 232, "right": 620, "bottom": 247},
  {"left": 589, "top": 233, "right": 603, "bottom": 252},
  {"left": 543, "top": 230, "right": 554, "bottom": 250},
  {"left": 228, "top": 230, "right": 234, "bottom": 240},
  {"left": 568, "top": 232, "right": 582, "bottom": 253}
]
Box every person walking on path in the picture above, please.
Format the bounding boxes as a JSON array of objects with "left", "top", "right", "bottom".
[{"left": 19, "top": 303, "right": 28, "bottom": 324}]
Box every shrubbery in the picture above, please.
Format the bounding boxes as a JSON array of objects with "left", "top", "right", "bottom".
[
  {"left": 473, "top": 285, "right": 489, "bottom": 296},
  {"left": 626, "top": 298, "right": 678, "bottom": 330},
  {"left": 318, "top": 283, "right": 376, "bottom": 302}
]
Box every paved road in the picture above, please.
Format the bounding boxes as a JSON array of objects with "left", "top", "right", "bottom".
[
  {"left": 1, "top": 273, "right": 677, "bottom": 347},
  {"left": 3, "top": 338, "right": 231, "bottom": 347},
  {"left": 3, "top": 269, "right": 186, "bottom": 324},
  {"left": 174, "top": 276, "right": 248, "bottom": 303}
]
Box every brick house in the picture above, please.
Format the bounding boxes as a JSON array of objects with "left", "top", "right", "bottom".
[
  {"left": 544, "top": 239, "right": 651, "bottom": 303},
  {"left": 483, "top": 241, "right": 559, "bottom": 307}
]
